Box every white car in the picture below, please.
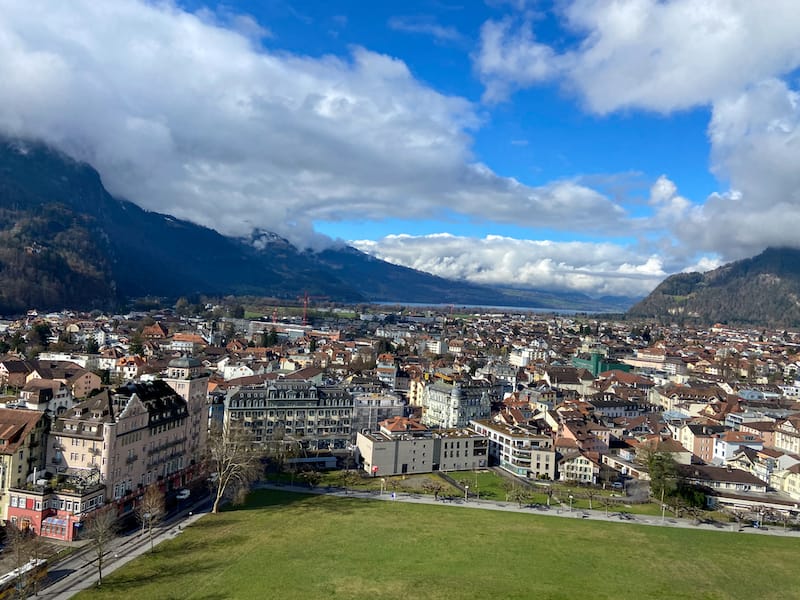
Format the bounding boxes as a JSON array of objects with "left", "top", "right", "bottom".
[{"left": 176, "top": 489, "right": 191, "bottom": 500}]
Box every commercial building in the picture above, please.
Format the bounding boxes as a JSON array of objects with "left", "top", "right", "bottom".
[{"left": 356, "top": 416, "right": 488, "bottom": 476}]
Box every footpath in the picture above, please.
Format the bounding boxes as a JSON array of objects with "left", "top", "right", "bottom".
[
  {"left": 257, "top": 481, "right": 800, "bottom": 538},
  {"left": 37, "top": 499, "right": 209, "bottom": 599}
]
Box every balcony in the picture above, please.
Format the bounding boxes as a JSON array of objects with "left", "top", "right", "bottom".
[{"left": 125, "top": 454, "right": 138, "bottom": 465}]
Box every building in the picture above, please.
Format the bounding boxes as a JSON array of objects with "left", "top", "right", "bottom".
[
  {"left": 356, "top": 416, "right": 488, "bottom": 476},
  {"left": 712, "top": 431, "right": 764, "bottom": 464},
  {"left": 17, "top": 380, "right": 205, "bottom": 540},
  {"left": 225, "top": 379, "right": 354, "bottom": 450},
  {"left": 422, "top": 381, "right": 491, "bottom": 429},
  {"left": 27, "top": 360, "right": 101, "bottom": 399},
  {"left": 470, "top": 419, "right": 556, "bottom": 480},
  {"left": 162, "top": 356, "right": 210, "bottom": 471},
  {"left": 675, "top": 423, "right": 727, "bottom": 464},
  {"left": 558, "top": 451, "right": 604, "bottom": 484},
  {"left": 17, "top": 379, "right": 73, "bottom": 415},
  {"left": 0, "top": 408, "right": 48, "bottom": 523},
  {"left": 351, "top": 392, "right": 406, "bottom": 437},
  {"left": 375, "top": 354, "right": 398, "bottom": 390}
]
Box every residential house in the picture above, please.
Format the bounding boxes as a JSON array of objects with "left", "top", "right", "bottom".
[
  {"left": 26, "top": 360, "right": 100, "bottom": 400},
  {"left": 774, "top": 417, "right": 800, "bottom": 455},
  {"left": 18, "top": 379, "right": 73, "bottom": 415},
  {"left": 558, "top": 450, "right": 604, "bottom": 484},
  {"left": 0, "top": 360, "right": 32, "bottom": 389},
  {"left": 116, "top": 356, "right": 146, "bottom": 382},
  {"left": 675, "top": 423, "right": 727, "bottom": 464},
  {"left": 712, "top": 431, "right": 764, "bottom": 465}
]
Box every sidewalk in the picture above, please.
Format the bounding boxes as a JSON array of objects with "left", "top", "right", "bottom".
[
  {"left": 41, "top": 500, "right": 210, "bottom": 599},
  {"left": 257, "top": 482, "right": 800, "bottom": 538}
]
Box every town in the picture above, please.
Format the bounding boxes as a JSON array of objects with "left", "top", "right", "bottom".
[{"left": 0, "top": 299, "right": 798, "bottom": 563}]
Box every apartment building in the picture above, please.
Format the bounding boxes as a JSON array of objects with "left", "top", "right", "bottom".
[
  {"left": 422, "top": 381, "right": 491, "bottom": 429},
  {"left": 8, "top": 380, "right": 204, "bottom": 541},
  {"left": 356, "top": 416, "right": 488, "bottom": 476},
  {"left": 0, "top": 408, "right": 48, "bottom": 522},
  {"left": 470, "top": 419, "right": 556, "bottom": 480},
  {"left": 225, "top": 379, "right": 354, "bottom": 450}
]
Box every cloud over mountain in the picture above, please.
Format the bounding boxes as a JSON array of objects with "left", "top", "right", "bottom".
[
  {"left": 352, "top": 234, "right": 664, "bottom": 297},
  {"left": 0, "top": 0, "right": 626, "bottom": 253}
]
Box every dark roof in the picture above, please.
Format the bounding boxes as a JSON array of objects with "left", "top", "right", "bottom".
[
  {"left": 678, "top": 464, "right": 766, "bottom": 486},
  {"left": 0, "top": 360, "right": 31, "bottom": 374}
]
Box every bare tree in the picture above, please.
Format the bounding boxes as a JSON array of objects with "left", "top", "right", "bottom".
[
  {"left": 421, "top": 479, "right": 444, "bottom": 499},
  {"left": 583, "top": 487, "right": 599, "bottom": 510},
  {"left": 208, "top": 421, "right": 262, "bottom": 513},
  {"left": 508, "top": 486, "right": 532, "bottom": 508},
  {"left": 83, "top": 508, "right": 118, "bottom": 587},
  {"left": 136, "top": 484, "right": 166, "bottom": 553},
  {"left": 297, "top": 469, "right": 322, "bottom": 488},
  {"left": 6, "top": 523, "right": 46, "bottom": 599},
  {"left": 338, "top": 469, "right": 360, "bottom": 493}
]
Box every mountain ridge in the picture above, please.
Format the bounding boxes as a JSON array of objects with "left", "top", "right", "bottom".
[
  {"left": 627, "top": 247, "right": 800, "bottom": 326},
  {"left": 0, "top": 137, "right": 636, "bottom": 314}
]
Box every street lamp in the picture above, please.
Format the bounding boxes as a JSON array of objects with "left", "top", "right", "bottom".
[
  {"left": 569, "top": 494, "right": 574, "bottom": 513},
  {"left": 380, "top": 478, "right": 386, "bottom": 496},
  {"left": 465, "top": 485, "right": 469, "bottom": 503}
]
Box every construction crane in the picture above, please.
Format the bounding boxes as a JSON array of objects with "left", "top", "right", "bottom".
[{"left": 297, "top": 292, "right": 329, "bottom": 327}]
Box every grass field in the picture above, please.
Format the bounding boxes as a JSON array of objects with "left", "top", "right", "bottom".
[{"left": 75, "top": 489, "right": 799, "bottom": 600}]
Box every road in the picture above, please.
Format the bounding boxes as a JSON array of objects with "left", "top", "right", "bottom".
[{"left": 35, "top": 498, "right": 210, "bottom": 599}]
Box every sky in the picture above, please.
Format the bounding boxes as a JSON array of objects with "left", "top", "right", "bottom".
[{"left": 2, "top": 1, "right": 800, "bottom": 299}]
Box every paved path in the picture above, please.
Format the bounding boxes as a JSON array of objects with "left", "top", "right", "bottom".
[
  {"left": 37, "top": 501, "right": 210, "bottom": 599},
  {"left": 258, "top": 482, "right": 800, "bottom": 538}
]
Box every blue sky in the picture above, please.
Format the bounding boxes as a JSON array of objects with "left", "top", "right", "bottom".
[{"left": 3, "top": 1, "right": 800, "bottom": 297}]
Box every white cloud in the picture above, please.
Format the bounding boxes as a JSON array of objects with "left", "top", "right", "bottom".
[
  {"left": 352, "top": 234, "right": 665, "bottom": 297},
  {"left": 0, "top": 0, "right": 630, "bottom": 250},
  {"left": 475, "top": 17, "right": 558, "bottom": 103},
  {"left": 673, "top": 79, "right": 800, "bottom": 259},
  {"left": 388, "top": 16, "right": 463, "bottom": 43},
  {"left": 477, "top": 0, "right": 800, "bottom": 113}
]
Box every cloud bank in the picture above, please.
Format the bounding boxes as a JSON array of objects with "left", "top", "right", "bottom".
[
  {"left": 0, "top": 0, "right": 628, "bottom": 253},
  {"left": 353, "top": 234, "right": 665, "bottom": 297}
]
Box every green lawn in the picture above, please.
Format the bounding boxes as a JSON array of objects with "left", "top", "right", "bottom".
[{"left": 75, "top": 489, "right": 799, "bottom": 600}]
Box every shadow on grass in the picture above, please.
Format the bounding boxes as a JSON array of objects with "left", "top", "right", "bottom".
[
  {"left": 224, "top": 488, "right": 366, "bottom": 517},
  {"left": 99, "top": 556, "right": 226, "bottom": 592}
]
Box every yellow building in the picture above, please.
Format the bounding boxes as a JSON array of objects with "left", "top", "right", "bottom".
[{"left": 0, "top": 408, "right": 47, "bottom": 522}]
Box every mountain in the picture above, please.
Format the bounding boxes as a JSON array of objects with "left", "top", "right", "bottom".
[
  {"left": 627, "top": 247, "right": 800, "bottom": 326},
  {"left": 0, "top": 137, "right": 636, "bottom": 313}
]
